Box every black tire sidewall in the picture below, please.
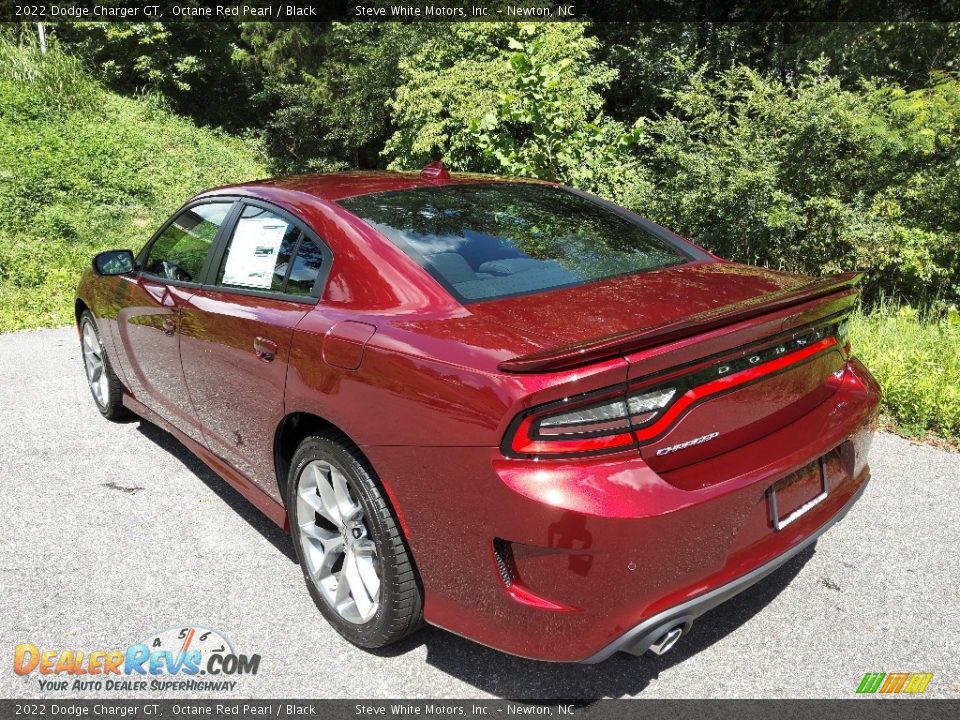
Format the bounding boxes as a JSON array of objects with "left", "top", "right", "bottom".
[
  {"left": 286, "top": 435, "right": 411, "bottom": 648},
  {"left": 80, "top": 312, "right": 123, "bottom": 418}
]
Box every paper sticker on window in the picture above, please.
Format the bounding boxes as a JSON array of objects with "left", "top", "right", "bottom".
[{"left": 222, "top": 218, "right": 290, "bottom": 289}]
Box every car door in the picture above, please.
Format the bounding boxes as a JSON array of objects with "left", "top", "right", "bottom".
[
  {"left": 178, "top": 200, "right": 331, "bottom": 503},
  {"left": 113, "top": 200, "right": 235, "bottom": 440}
]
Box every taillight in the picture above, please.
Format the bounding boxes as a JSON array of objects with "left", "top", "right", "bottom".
[
  {"left": 627, "top": 387, "right": 677, "bottom": 426},
  {"left": 503, "top": 318, "right": 849, "bottom": 460},
  {"left": 837, "top": 318, "right": 852, "bottom": 355},
  {"left": 506, "top": 386, "right": 677, "bottom": 458}
]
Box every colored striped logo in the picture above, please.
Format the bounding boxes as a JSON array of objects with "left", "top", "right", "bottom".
[{"left": 856, "top": 672, "right": 933, "bottom": 694}]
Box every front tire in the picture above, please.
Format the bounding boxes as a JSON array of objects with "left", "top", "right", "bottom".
[
  {"left": 287, "top": 432, "right": 423, "bottom": 648},
  {"left": 80, "top": 310, "right": 130, "bottom": 421}
]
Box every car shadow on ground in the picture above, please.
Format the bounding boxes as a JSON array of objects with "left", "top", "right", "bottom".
[
  {"left": 134, "top": 419, "right": 297, "bottom": 563},
  {"left": 133, "top": 416, "right": 815, "bottom": 700}
]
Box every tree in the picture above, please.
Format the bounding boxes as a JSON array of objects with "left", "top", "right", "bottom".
[
  {"left": 239, "top": 22, "right": 431, "bottom": 171},
  {"left": 383, "top": 23, "right": 614, "bottom": 172},
  {"left": 55, "top": 21, "right": 254, "bottom": 129},
  {"left": 468, "top": 31, "right": 642, "bottom": 199}
]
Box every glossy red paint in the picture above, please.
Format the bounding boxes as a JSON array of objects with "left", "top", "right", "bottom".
[{"left": 76, "top": 170, "right": 881, "bottom": 662}]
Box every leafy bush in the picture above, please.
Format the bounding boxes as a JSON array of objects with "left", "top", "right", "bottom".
[
  {"left": 468, "top": 31, "right": 642, "bottom": 199},
  {"left": 625, "top": 62, "right": 960, "bottom": 310},
  {"left": 384, "top": 23, "right": 616, "bottom": 172},
  {"left": 851, "top": 304, "right": 960, "bottom": 442},
  {"left": 0, "top": 41, "right": 265, "bottom": 331}
]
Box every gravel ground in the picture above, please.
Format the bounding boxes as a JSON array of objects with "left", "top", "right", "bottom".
[{"left": 1, "top": 326, "right": 958, "bottom": 700}]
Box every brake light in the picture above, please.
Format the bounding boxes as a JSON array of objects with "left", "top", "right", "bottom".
[
  {"left": 507, "top": 387, "right": 677, "bottom": 457},
  {"left": 503, "top": 320, "right": 848, "bottom": 459}
]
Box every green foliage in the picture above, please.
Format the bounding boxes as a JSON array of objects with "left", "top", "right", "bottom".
[
  {"left": 593, "top": 23, "right": 960, "bottom": 125},
  {"left": 0, "top": 41, "right": 264, "bottom": 332},
  {"left": 617, "top": 62, "right": 960, "bottom": 310},
  {"left": 468, "top": 31, "right": 642, "bottom": 196},
  {"left": 851, "top": 304, "right": 960, "bottom": 442},
  {"left": 384, "top": 23, "right": 614, "bottom": 172},
  {"left": 55, "top": 21, "right": 254, "bottom": 129},
  {"left": 239, "top": 23, "right": 429, "bottom": 171}
]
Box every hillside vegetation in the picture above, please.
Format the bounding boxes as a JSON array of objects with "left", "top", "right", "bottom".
[{"left": 0, "top": 41, "right": 264, "bottom": 331}]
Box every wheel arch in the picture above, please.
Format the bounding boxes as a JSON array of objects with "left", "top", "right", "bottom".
[
  {"left": 75, "top": 298, "right": 90, "bottom": 327},
  {"left": 274, "top": 410, "right": 418, "bottom": 562},
  {"left": 274, "top": 411, "right": 342, "bottom": 503}
]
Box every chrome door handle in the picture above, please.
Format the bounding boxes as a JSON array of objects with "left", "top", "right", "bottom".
[{"left": 254, "top": 336, "right": 277, "bottom": 362}]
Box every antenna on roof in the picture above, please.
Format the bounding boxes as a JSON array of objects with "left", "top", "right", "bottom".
[{"left": 421, "top": 161, "right": 450, "bottom": 180}]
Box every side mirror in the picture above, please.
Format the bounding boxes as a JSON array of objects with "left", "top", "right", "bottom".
[{"left": 93, "top": 250, "right": 136, "bottom": 276}]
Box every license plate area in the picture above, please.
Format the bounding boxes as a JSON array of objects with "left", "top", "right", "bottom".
[{"left": 767, "top": 456, "right": 829, "bottom": 531}]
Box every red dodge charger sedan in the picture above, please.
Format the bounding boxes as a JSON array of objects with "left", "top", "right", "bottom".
[{"left": 75, "top": 164, "right": 880, "bottom": 662}]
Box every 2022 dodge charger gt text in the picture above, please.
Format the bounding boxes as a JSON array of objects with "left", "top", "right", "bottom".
[{"left": 75, "top": 164, "right": 880, "bottom": 662}]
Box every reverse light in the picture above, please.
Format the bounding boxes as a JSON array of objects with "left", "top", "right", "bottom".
[
  {"left": 538, "top": 400, "right": 630, "bottom": 436},
  {"left": 837, "top": 318, "right": 852, "bottom": 355},
  {"left": 627, "top": 388, "right": 676, "bottom": 426}
]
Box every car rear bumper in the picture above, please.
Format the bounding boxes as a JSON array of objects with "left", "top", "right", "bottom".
[
  {"left": 364, "top": 357, "right": 881, "bottom": 662},
  {"left": 581, "top": 473, "right": 869, "bottom": 662}
]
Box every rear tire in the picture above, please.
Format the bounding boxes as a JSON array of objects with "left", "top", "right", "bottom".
[
  {"left": 79, "top": 310, "right": 130, "bottom": 422},
  {"left": 286, "top": 431, "right": 423, "bottom": 648}
]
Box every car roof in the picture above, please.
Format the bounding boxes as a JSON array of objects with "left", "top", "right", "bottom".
[{"left": 205, "top": 170, "right": 555, "bottom": 203}]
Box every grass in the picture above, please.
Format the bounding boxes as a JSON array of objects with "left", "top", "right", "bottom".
[
  {"left": 0, "top": 40, "right": 265, "bottom": 331},
  {"left": 850, "top": 304, "right": 960, "bottom": 446}
]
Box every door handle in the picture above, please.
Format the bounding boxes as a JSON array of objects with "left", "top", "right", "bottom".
[
  {"left": 254, "top": 336, "right": 278, "bottom": 362},
  {"left": 162, "top": 317, "right": 176, "bottom": 337}
]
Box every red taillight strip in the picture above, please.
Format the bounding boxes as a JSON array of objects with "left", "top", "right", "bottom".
[
  {"left": 632, "top": 336, "right": 838, "bottom": 441},
  {"left": 510, "top": 413, "right": 635, "bottom": 455},
  {"left": 508, "top": 335, "right": 839, "bottom": 457}
]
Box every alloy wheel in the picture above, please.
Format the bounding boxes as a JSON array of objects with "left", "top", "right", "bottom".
[
  {"left": 296, "top": 460, "right": 381, "bottom": 624},
  {"left": 82, "top": 321, "right": 109, "bottom": 408}
]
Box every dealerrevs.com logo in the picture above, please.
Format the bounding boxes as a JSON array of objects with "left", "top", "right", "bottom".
[{"left": 13, "top": 626, "right": 260, "bottom": 692}]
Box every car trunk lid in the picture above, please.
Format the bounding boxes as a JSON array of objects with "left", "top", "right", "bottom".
[{"left": 490, "top": 261, "right": 860, "bottom": 470}]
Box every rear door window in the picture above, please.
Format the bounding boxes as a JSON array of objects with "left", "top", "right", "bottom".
[
  {"left": 282, "top": 236, "right": 325, "bottom": 297},
  {"left": 214, "top": 204, "right": 324, "bottom": 297}
]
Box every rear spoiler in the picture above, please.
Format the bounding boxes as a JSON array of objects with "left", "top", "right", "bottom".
[{"left": 498, "top": 272, "right": 863, "bottom": 373}]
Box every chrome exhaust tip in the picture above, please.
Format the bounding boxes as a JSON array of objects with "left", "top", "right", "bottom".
[{"left": 647, "top": 626, "right": 683, "bottom": 656}]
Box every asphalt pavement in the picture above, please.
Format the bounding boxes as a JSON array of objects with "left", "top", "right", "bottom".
[{"left": 1, "top": 326, "right": 958, "bottom": 699}]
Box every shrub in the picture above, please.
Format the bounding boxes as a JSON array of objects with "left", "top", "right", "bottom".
[
  {"left": 850, "top": 304, "right": 960, "bottom": 442},
  {"left": 626, "top": 62, "right": 960, "bottom": 310}
]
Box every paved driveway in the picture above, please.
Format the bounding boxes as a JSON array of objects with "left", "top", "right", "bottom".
[{"left": 1, "top": 327, "right": 957, "bottom": 699}]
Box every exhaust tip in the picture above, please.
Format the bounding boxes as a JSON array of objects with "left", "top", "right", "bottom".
[{"left": 647, "top": 626, "right": 683, "bottom": 656}]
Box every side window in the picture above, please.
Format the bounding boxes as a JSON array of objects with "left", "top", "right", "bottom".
[
  {"left": 216, "top": 204, "right": 324, "bottom": 297},
  {"left": 144, "top": 203, "right": 232, "bottom": 282},
  {"left": 284, "top": 236, "right": 324, "bottom": 296},
  {"left": 217, "top": 205, "right": 300, "bottom": 292}
]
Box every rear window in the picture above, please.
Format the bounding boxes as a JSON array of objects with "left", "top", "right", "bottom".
[{"left": 338, "top": 183, "right": 689, "bottom": 303}]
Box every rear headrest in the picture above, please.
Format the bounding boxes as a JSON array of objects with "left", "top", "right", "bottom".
[{"left": 426, "top": 252, "right": 476, "bottom": 283}]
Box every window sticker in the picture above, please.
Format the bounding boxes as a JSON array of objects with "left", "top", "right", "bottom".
[{"left": 221, "top": 218, "right": 290, "bottom": 289}]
